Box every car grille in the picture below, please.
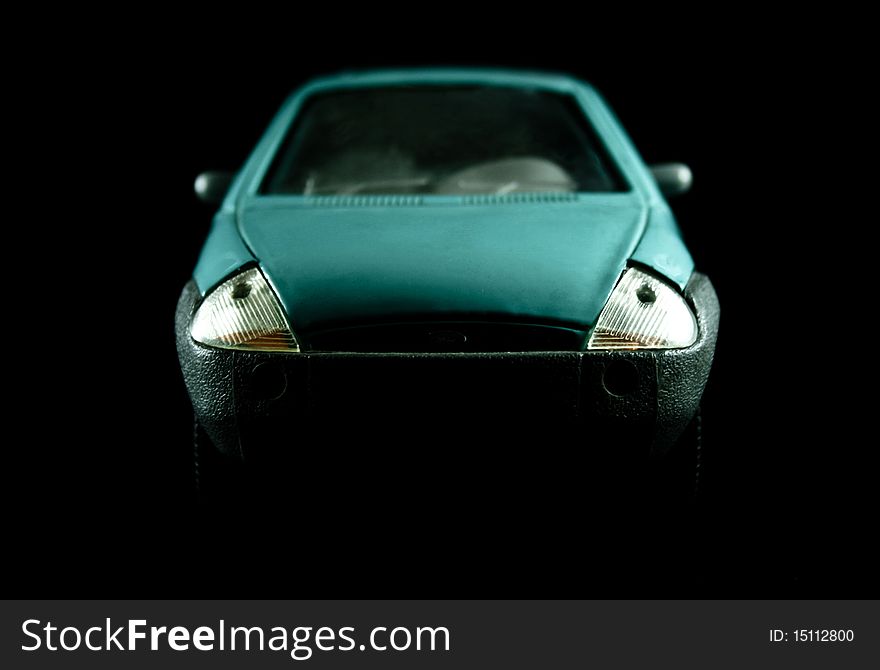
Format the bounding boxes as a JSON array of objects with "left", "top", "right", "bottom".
[{"left": 306, "top": 322, "right": 586, "bottom": 353}]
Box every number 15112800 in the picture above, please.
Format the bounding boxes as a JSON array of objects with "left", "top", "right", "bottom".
[{"left": 770, "top": 629, "right": 854, "bottom": 643}]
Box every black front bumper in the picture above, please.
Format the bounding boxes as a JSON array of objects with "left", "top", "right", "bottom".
[{"left": 176, "top": 274, "right": 719, "bottom": 464}]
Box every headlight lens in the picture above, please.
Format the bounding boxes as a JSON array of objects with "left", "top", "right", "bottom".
[
  {"left": 191, "top": 267, "right": 300, "bottom": 352},
  {"left": 587, "top": 267, "right": 697, "bottom": 350}
]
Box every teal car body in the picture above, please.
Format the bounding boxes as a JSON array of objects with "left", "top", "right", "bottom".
[
  {"left": 177, "top": 69, "right": 718, "bottom": 473},
  {"left": 192, "top": 69, "right": 693, "bottom": 345}
]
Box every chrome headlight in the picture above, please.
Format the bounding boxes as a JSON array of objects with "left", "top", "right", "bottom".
[
  {"left": 587, "top": 267, "right": 697, "bottom": 350},
  {"left": 191, "top": 267, "right": 300, "bottom": 352}
]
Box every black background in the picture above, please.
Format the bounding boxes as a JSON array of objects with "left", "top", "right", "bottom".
[{"left": 11, "top": 17, "right": 870, "bottom": 597}]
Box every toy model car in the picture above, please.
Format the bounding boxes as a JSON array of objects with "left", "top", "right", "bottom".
[{"left": 176, "top": 69, "right": 719, "bottom": 494}]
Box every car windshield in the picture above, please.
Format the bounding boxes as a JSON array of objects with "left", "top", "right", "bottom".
[{"left": 261, "top": 86, "right": 626, "bottom": 196}]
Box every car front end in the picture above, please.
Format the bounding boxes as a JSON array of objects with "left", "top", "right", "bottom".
[{"left": 176, "top": 69, "right": 719, "bottom": 483}]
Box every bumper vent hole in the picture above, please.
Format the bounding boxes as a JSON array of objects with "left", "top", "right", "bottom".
[{"left": 603, "top": 359, "right": 640, "bottom": 396}]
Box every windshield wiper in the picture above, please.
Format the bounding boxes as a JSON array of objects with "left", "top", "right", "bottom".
[{"left": 307, "top": 177, "right": 431, "bottom": 195}]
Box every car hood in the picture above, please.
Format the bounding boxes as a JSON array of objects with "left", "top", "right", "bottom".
[{"left": 238, "top": 195, "right": 646, "bottom": 336}]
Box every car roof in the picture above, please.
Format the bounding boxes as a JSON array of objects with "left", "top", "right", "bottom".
[{"left": 296, "top": 67, "right": 595, "bottom": 97}]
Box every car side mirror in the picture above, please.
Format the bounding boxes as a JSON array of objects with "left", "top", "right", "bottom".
[
  {"left": 650, "top": 163, "right": 692, "bottom": 198},
  {"left": 194, "top": 171, "right": 234, "bottom": 204}
]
